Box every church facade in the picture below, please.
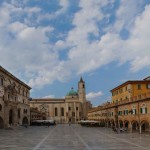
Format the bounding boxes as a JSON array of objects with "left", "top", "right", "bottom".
[{"left": 30, "top": 77, "right": 88, "bottom": 124}]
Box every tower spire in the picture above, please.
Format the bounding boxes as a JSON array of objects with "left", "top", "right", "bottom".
[{"left": 80, "top": 76, "right": 84, "bottom": 82}]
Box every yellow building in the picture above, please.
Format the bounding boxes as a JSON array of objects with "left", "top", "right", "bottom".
[
  {"left": 111, "top": 78, "right": 150, "bottom": 103},
  {"left": 88, "top": 77, "right": 150, "bottom": 133}
]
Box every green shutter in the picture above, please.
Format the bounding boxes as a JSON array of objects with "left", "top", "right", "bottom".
[
  {"left": 135, "top": 109, "right": 136, "bottom": 115},
  {"left": 140, "top": 108, "right": 142, "bottom": 114},
  {"left": 127, "top": 110, "right": 128, "bottom": 115},
  {"left": 145, "top": 107, "right": 147, "bottom": 114}
]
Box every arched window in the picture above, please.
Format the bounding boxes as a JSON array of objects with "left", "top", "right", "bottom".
[
  {"left": 61, "top": 107, "right": 64, "bottom": 116},
  {"left": 18, "top": 109, "right": 20, "bottom": 118},
  {"left": 55, "top": 107, "right": 58, "bottom": 116},
  {"left": 18, "top": 86, "right": 21, "bottom": 94},
  {"left": 0, "top": 75, "right": 5, "bottom": 86},
  {"left": 0, "top": 104, "right": 2, "bottom": 111},
  {"left": 0, "top": 78, "right": 4, "bottom": 86},
  {"left": 140, "top": 103, "right": 147, "bottom": 114}
]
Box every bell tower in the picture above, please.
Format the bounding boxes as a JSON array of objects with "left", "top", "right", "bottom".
[{"left": 78, "top": 77, "right": 87, "bottom": 119}]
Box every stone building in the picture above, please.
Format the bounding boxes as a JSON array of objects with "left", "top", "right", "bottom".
[
  {"left": 30, "top": 77, "right": 90, "bottom": 124},
  {"left": 88, "top": 77, "right": 150, "bottom": 133},
  {"left": 0, "top": 66, "right": 31, "bottom": 129}
]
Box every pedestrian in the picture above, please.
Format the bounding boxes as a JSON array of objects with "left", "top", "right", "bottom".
[{"left": 69, "top": 120, "right": 71, "bottom": 126}]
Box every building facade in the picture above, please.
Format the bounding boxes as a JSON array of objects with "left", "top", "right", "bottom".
[
  {"left": 0, "top": 66, "right": 31, "bottom": 129},
  {"left": 30, "top": 77, "right": 90, "bottom": 124},
  {"left": 88, "top": 77, "right": 150, "bottom": 133}
]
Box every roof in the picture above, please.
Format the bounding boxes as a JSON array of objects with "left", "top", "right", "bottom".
[
  {"left": 31, "top": 98, "right": 65, "bottom": 103},
  {"left": 0, "top": 66, "right": 31, "bottom": 90},
  {"left": 110, "top": 80, "right": 150, "bottom": 92},
  {"left": 144, "top": 76, "right": 150, "bottom": 80},
  {"left": 66, "top": 87, "right": 78, "bottom": 96}
]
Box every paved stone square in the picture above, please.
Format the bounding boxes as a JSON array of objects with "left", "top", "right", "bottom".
[{"left": 0, "top": 124, "right": 150, "bottom": 150}]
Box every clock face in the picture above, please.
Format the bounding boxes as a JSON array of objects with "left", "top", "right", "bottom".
[
  {"left": 39, "top": 104, "right": 48, "bottom": 112},
  {"left": 0, "top": 86, "right": 4, "bottom": 97}
]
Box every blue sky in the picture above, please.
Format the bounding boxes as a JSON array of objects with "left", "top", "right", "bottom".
[{"left": 0, "top": 0, "right": 150, "bottom": 106}]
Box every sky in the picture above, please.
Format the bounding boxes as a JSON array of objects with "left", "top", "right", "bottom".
[{"left": 0, "top": 0, "right": 150, "bottom": 106}]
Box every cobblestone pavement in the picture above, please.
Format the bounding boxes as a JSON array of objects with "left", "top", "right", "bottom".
[{"left": 0, "top": 124, "right": 150, "bottom": 150}]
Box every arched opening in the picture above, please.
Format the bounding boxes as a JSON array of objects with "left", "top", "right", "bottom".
[
  {"left": 111, "top": 120, "right": 115, "bottom": 128},
  {"left": 0, "top": 117, "right": 4, "bottom": 129},
  {"left": 141, "top": 121, "right": 149, "bottom": 133},
  {"left": 108, "top": 120, "right": 111, "bottom": 127},
  {"left": 132, "top": 121, "right": 139, "bottom": 132},
  {"left": 119, "top": 120, "right": 123, "bottom": 128},
  {"left": 124, "top": 121, "right": 129, "bottom": 129},
  {"left": 22, "top": 117, "right": 29, "bottom": 125},
  {"left": 9, "top": 109, "right": 13, "bottom": 125}
]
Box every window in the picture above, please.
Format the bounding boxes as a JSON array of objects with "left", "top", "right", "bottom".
[
  {"left": 24, "top": 109, "right": 27, "bottom": 114},
  {"left": 72, "top": 112, "right": 75, "bottom": 117},
  {"left": 111, "top": 112, "right": 113, "bottom": 116},
  {"left": 124, "top": 110, "right": 128, "bottom": 115},
  {"left": 68, "top": 107, "right": 71, "bottom": 111},
  {"left": 66, "top": 112, "right": 68, "bottom": 116},
  {"left": 76, "top": 107, "right": 78, "bottom": 111},
  {"left": 138, "top": 95, "right": 141, "bottom": 99},
  {"left": 137, "top": 84, "right": 141, "bottom": 90},
  {"left": 0, "top": 78, "right": 4, "bottom": 86},
  {"left": 61, "top": 107, "right": 64, "bottom": 116},
  {"left": 55, "top": 108, "right": 58, "bottom": 116},
  {"left": 118, "top": 111, "right": 122, "bottom": 116},
  {"left": 79, "top": 112, "right": 81, "bottom": 116},
  {"left": 18, "top": 88, "right": 21, "bottom": 94},
  {"left": 83, "top": 84, "right": 85, "bottom": 88},
  {"left": 132, "top": 109, "right": 136, "bottom": 115},
  {"left": 18, "top": 109, "right": 20, "bottom": 118},
  {"left": 119, "top": 88, "right": 122, "bottom": 93},
  {"left": 23, "top": 90, "right": 25, "bottom": 96},
  {"left": 140, "top": 107, "right": 147, "bottom": 114},
  {"left": 147, "top": 84, "right": 150, "bottom": 89},
  {"left": 0, "top": 104, "right": 2, "bottom": 111}
]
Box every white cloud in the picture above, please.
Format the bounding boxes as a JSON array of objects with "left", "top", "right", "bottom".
[
  {"left": 1, "top": 0, "right": 150, "bottom": 90},
  {"left": 0, "top": 1, "right": 71, "bottom": 88},
  {"left": 43, "top": 94, "right": 55, "bottom": 98},
  {"left": 64, "top": 0, "right": 150, "bottom": 75},
  {"left": 86, "top": 91, "right": 103, "bottom": 100},
  {"left": 38, "top": 0, "right": 69, "bottom": 21}
]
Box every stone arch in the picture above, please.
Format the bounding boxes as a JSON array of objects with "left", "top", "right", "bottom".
[
  {"left": 119, "top": 120, "right": 123, "bottom": 128},
  {"left": 131, "top": 120, "right": 139, "bottom": 132},
  {"left": 111, "top": 119, "right": 115, "bottom": 127},
  {"left": 0, "top": 116, "right": 4, "bottom": 129},
  {"left": 9, "top": 109, "right": 13, "bottom": 125},
  {"left": 22, "top": 117, "right": 29, "bottom": 125},
  {"left": 108, "top": 120, "right": 111, "bottom": 128},
  {"left": 141, "top": 120, "right": 149, "bottom": 133},
  {"left": 124, "top": 120, "right": 129, "bottom": 128}
]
